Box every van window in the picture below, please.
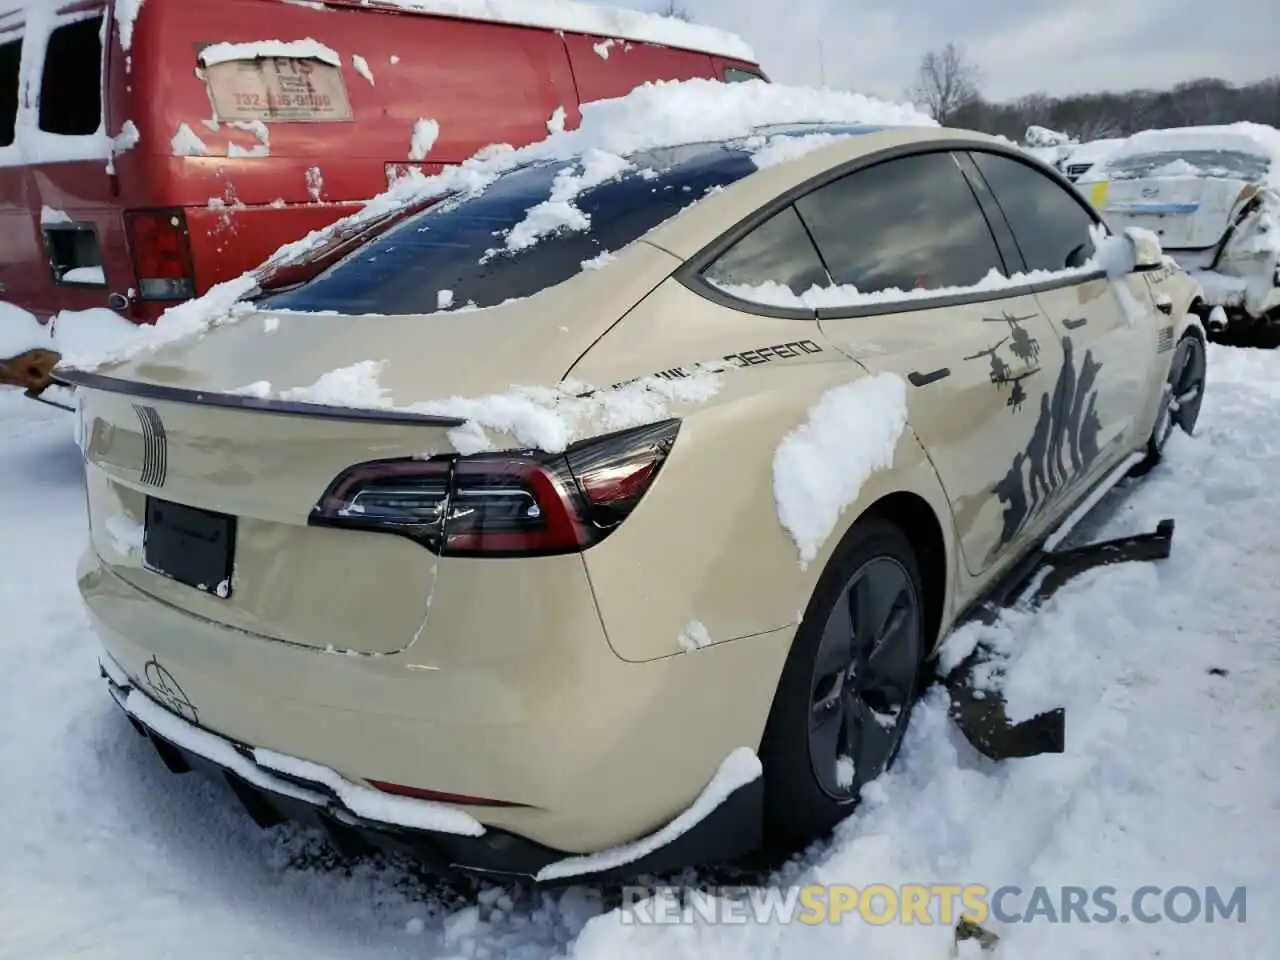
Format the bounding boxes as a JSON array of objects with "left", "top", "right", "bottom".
[
  {"left": 40, "top": 16, "right": 103, "bottom": 136},
  {"left": 0, "top": 36, "right": 19, "bottom": 147},
  {"left": 258, "top": 142, "right": 762, "bottom": 316}
]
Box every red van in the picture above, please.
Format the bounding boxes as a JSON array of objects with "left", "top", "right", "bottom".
[{"left": 0, "top": 0, "right": 764, "bottom": 389}]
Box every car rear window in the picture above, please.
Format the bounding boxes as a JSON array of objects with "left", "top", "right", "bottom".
[{"left": 257, "top": 142, "right": 762, "bottom": 316}]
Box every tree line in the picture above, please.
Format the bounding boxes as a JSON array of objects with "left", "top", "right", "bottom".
[{"left": 911, "top": 42, "right": 1280, "bottom": 143}]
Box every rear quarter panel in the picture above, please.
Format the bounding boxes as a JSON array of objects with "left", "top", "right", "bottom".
[{"left": 566, "top": 280, "right": 960, "bottom": 663}]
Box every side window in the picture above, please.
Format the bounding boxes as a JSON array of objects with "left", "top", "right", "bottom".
[
  {"left": 39, "top": 16, "right": 103, "bottom": 136},
  {"left": 702, "top": 205, "right": 830, "bottom": 296},
  {"left": 795, "top": 152, "right": 1006, "bottom": 295},
  {"left": 970, "top": 152, "right": 1099, "bottom": 272},
  {"left": 0, "top": 35, "right": 19, "bottom": 147},
  {"left": 724, "top": 67, "right": 762, "bottom": 83}
]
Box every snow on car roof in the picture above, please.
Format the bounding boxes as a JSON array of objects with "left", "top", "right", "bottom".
[
  {"left": 0, "top": 0, "right": 756, "bottom": 61},
  {"left": 25, "top": 78, "right": 934, "bottom": 368}
]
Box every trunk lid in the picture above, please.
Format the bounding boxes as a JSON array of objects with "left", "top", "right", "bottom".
[
  {"left": 78, "top": 387, "right": 462, "bottom": 655},
  {"left": 1090, "top": 176, "right": 1253, "bottom": 251},
  {"left": 71, "top": 241, "right": 680, "bottom": 654}
]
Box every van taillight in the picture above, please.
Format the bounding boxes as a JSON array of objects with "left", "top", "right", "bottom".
[{"left": 124, "top": 209, "right": 196, "bottom": 301}]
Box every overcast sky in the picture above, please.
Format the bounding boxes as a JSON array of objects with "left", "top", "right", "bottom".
[{"left": 602, "top": 0, "right": 1279, "bottom": 103}]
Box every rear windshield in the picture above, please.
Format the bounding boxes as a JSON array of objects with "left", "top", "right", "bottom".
[
  {"left": 1102, "top": 149, "right": 1271, "bottom": 183},
  {"left": 257, "top": 142, "right": 761, "bottom": 316}
]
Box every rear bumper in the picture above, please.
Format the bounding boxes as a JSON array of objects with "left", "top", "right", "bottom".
[
  {"left": 80, "top": 540, "right": 790, "bottom": 854},
  {"left": 102, "top": 662, "right": 763, "bottom": 884}
]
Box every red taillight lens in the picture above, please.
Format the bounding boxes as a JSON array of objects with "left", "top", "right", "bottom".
[
  {"left": 310, "top": 420, "right": 681, "bottom": 557},
  {"left": 124, "top": 209, "right": 196, "bottom": 300},
  {"left": 366, "top": 780, "right": 528, "bottom": 808}
]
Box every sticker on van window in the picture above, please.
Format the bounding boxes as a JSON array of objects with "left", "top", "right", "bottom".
[{"left": 204, "top": 57, "right": 353, "bottom": 124}]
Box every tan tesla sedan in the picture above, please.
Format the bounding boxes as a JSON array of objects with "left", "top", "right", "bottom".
[{"left": 66, "top": 124, "right": 1206, "bottom": 882}]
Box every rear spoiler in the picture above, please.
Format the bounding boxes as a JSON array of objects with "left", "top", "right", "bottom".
[{"left": 57, "top": 368, "right": 469, "bottom": 427}]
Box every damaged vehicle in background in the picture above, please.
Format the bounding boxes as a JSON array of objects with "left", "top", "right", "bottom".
[
  {"left": 1057, "top": 136, "right": 1125, "bottom": 183},
  {"left": 62, "top": 84, "right": 1206, "bottom": 883},
  {"left": 1080, "top": 124, "right": 1280, "bottom": 337}
]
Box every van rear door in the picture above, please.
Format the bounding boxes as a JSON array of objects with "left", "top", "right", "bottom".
[
  {"left": 122, "top": 0, "right": 582, "bottom": 296},
  {"left": 0, "top": 13, "right": 36, "bottom": 316},
  {"left": 1, "top": 2, "right": 127, "bottom": 324}
]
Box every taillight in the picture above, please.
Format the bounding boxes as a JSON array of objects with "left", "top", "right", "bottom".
[
  {"left": 124, "top": 209, "right": 196, "bottom": 300},
  {"left": 310, "top": 420, "right": 680, "bottom": 557}
]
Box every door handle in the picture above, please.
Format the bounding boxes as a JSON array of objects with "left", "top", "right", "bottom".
[
  {"left": 908, "top": 368, "right": 951, "bottom": 387},
  {"left": 1063, "top": 317, "right": 1087, "bottom": 330}
]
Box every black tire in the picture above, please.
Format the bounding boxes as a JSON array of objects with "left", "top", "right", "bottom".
[
  {"left": 1131, "top": 331, "right": 1207, "bottom": 477},
  {"left": 759, "top": 518, "right": 928, "bottom": 845}
]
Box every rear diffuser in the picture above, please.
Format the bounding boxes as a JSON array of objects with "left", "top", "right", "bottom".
[{"left": 940, "top": 518, "right": 1175, "bottom": 761}]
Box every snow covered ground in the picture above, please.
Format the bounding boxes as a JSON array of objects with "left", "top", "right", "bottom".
[{"left": 1, "top": 343, "right": 1278, "bottom": 959}]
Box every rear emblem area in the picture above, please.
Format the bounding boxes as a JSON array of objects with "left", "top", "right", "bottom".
[{"left": 144, "top": 657, "right": 198, "bottom": 724}]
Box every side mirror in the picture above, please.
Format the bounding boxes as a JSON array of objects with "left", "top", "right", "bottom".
[{"left": 1126, "top": 227, "right": 1164, "bottom": 270}]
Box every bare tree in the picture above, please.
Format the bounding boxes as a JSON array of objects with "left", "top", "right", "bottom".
[
  {"left": 658, "top": 0, "right": 693, "bottom": 21},
  {"left": 936, "top": 72, "right": 1278, "bottom": 141},
  {"left": 911, "top": 43, "right": 982, "bottom": 125}
]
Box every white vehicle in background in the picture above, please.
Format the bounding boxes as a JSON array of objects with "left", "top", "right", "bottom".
[
  {"left": 1058, "top": 137, "right": 1126, "bottom": 183},
  {"left": 1021, "top": 124, "right": 1076, "bottom": 170},
  {"left": 1080, "top": 124, "right": 1280, "bottom": 335}
]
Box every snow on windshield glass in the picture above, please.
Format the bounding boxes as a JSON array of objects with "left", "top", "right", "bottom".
[{"left": 1102, "top": 149, "right": 1271, "bottom": 183}]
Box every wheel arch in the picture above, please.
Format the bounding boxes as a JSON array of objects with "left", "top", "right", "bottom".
[{"left": 859, "top": 491, "right": 949, "bottom": 657}]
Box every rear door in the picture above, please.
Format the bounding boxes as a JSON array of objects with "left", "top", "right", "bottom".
[
  {"left": 788, "top": 150, "right": 1068, "bottom": 577},
  {"left": 964, "top": 150, "right": 1161, "bottom": 460}
]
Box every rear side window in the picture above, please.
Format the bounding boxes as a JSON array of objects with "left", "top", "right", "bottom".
[
  {"left": 40, "top": 15, "right": 103, "bottom": 136},
  {"left": 703, "top": 206, "right": 829, "bottom": 294},
  {"left": 970, "top": 152, "right": 1098, "bottom": 272},
  {"left": 0, "top": 35, "right": 19, "bottom": 147},
  {"left": 795, "top": 151, "right": 1007, "bottom": 294},
  {"left": 259, "top": 143, "right": 761, "bottom": 316}
]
